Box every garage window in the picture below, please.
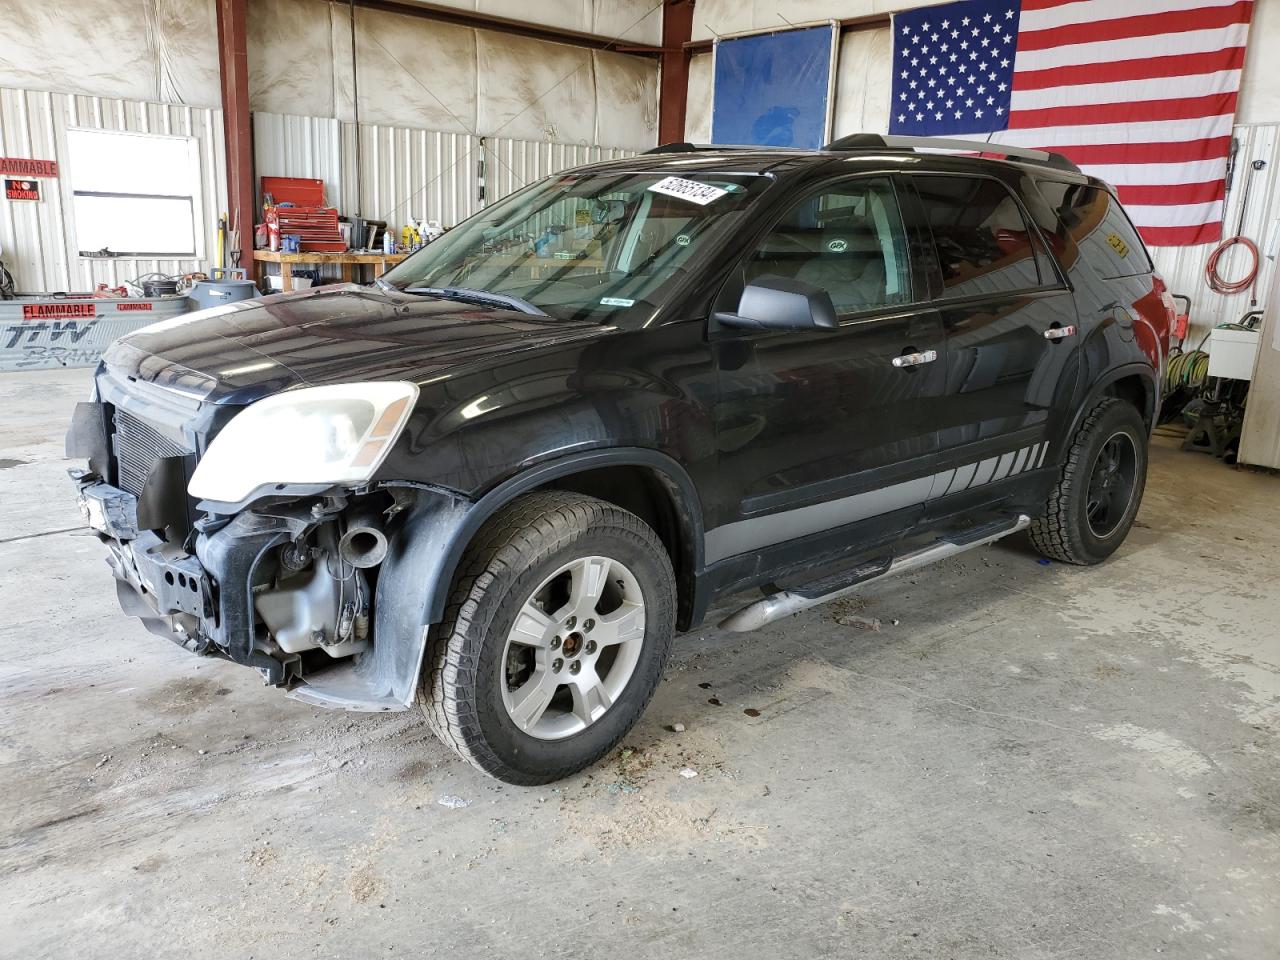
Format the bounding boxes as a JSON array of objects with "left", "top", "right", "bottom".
[{"left": 67, "top": 129, "right": 201, "bottom": 257}]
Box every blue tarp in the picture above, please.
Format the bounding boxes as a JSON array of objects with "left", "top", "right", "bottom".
[{"left": 711, "top": 25, "right": 836, "bottom": 149}]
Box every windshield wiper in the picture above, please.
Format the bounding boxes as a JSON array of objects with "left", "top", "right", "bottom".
[{"left": 405, "top": 286, "right": 547, "bottom": 317}]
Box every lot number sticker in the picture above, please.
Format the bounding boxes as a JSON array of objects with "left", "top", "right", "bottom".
[{"left": 647, "top": 176, "right": 728, "bottom": 206}]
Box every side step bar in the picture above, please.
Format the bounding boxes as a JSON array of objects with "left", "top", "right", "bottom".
[{"left": 718, "top": 515, "right": 1031, "bottom": 633}]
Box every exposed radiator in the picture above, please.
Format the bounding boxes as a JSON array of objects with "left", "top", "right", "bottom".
[{"left": 113, "top": 408, "right": 189, "bottom": 497}]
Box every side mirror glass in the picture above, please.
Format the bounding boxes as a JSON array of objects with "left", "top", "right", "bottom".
[{"left": 715, "top": 275, "right": 838, "bottom": 332}]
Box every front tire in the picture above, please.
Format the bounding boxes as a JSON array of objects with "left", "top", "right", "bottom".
[
  {"left": 421, "top": 491, "right": 676, "bottom": 785},
  {"left": 1030, "top": 397, "right": 1148, "bottom": 565}
]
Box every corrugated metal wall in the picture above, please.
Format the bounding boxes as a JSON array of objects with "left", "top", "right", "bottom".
[
  {"left": 1149, "top": 123, "right": 1280, "bottom": 347},
  {"left": 347, "top": 124, "right": 484, "bottom": 230},
  {"left": 253, "top": 112, "right": 636, "bottom": 229},
  {"left": 483, "top": 138, "right": 638, "bottom": 203},
  {"left": 0, "top": 85, "right": 227, "bottom": 293}
]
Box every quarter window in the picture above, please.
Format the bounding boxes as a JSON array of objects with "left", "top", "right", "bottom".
[
  {"left": 748, "top": 177, "right": 911, "bottom": 314},
  {"left": 1036, "top": 181, "right": 1151, "bottom": 279},
  {"left": 913, "top": 175, "right": 1043, "bottom": 295}
]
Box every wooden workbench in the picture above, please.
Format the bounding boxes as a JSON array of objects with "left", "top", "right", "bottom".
[{"left": 253, "top": 249, "right": 410, "bottom": 292}]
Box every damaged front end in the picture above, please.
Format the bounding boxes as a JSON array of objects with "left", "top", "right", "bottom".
[{"left": 68, "top": 368, "right": 470, "bottom": 711}]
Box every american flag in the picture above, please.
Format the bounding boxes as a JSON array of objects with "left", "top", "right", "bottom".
[{"left": 889, "top": 0, "right": 1255, "bottom": 246}]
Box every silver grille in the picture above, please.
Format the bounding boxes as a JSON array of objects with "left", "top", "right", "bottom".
[{"left": 113, "top": 408, "right": 189, "bottom": 497}]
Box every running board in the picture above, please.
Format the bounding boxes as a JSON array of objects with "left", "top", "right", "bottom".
[{"left": 718, "top": 514, "right": 1031, "bottom": 633}]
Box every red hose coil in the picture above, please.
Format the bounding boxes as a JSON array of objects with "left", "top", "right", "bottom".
[{"left": 1205, "top": 234, "right": 1259, "bottom": 297}]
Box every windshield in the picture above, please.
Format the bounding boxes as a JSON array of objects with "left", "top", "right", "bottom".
[{"left": 381, "top": 170, "right": 773, "bottom": 323}]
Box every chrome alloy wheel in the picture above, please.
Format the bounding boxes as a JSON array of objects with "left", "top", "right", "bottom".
[
  {"left": 1085, "top": 430, "right": 1139, "bottom": 539},
  {"left": 499, "top": 555, "right": 646, "bottom": 740}
]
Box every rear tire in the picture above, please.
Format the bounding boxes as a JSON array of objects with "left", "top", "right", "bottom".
[
  {"left": 420, "top": 491, "right": 676, "bottom": 785},
  {"left": 1030, "top": 397, "right": 1148, "bottom": 565}
]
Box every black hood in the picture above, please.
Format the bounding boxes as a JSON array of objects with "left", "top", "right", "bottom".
[{"left": 101, "top": 284, "right": 606, "bottom": 404}]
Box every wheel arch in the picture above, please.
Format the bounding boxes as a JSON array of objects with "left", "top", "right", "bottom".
[
  {"left": 427, "top": 448, "right": 707, "bottom": 631},
  {"left": 1066, "top": 363, "right": 1158, "bottom": 445}
]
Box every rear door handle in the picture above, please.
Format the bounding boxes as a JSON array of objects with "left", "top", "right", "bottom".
[
  {"left": 1044, "top": 324, "right": 1077, "bottom": 340},
  {"left": 892, "top": 349, "right": 938, "bottom": 368}
]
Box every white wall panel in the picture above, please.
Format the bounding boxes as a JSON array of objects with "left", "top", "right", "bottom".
[
  {"left": 403, "top": 0, "right": 662, "bottom": 44},
  {"left": 475, "top": 32, "right": 597, "bottom": 143},
  {"left": 588, "top": 0, "right": 665, "bottom": 45},
  {"left": 247, "top": 0, "right": 344, "bottom": 120},
  {"left": 594, "top": 50, "right": 660, "bottom": 148},
  {"left": 690, "top": 0, "right": 948, "bottom": 42},
  {"left": 685, "top": 53, "right": 714, "bottom": 144},
  {"left": 0, "top": 0, "right": 221, "bottom": 106},
  {"left": 1149, "top": 124, "right": 1280, "bottom": 347},
  {"left": 247, "top": 0, "right": 658, "bottom": 149},
  {"left": 831, "top": 27, "right": 892, "bottom": 139},
  {"left": 0, "top": 86, "right": 226, "bottom": 293}
]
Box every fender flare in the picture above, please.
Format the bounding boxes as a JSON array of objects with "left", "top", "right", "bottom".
[
  {"left": 346, "top": 448, "right": 707, "bottom": 710},
  {"left": 419, "top": 447, "right": 707, "bottom": 626},
  {"left": 1064, "top": 362, "right": 1159, "bottom": 444}
]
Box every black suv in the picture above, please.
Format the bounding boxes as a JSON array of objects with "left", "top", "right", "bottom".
[{"left": 67, "top": 135, "right": 1173, "bottom": 784}]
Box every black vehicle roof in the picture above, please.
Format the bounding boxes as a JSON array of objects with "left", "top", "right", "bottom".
[{"left": 571, "top": 144, "right": 1105, "bottom": 190}]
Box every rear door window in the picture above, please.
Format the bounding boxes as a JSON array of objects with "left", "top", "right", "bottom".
[
  {"left": 913, "top": 174, "right": 1046, "bottom": 297},
  {"left": 1035, "top": 181, "right": 1151, "bottom": 279}
]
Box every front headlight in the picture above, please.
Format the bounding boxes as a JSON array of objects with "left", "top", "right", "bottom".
[{"left": 188, "top": 381, "right": 418, "bottom": 504}]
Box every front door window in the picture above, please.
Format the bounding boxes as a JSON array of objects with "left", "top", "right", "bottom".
[{"left": 747, "top": 177, "right": 912, "bottom": 315}]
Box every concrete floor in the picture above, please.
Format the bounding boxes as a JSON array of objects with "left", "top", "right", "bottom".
[{"left": 1, "top": 367, "right": 1277, "bottom": 960}]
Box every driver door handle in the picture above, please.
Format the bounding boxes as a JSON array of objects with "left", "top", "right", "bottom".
[
  {"left": 892, "top": 349, "right": 938, "bottom": 368},
  {"left": 1044, "top": 324, "right": 1077, "bottom": 340}
]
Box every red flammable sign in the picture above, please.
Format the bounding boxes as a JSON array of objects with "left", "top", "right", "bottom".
[
  {"left": 22, "top": 303, "right": 97, "bottom": 320},
  {"left": 0, "top": 157, "right": 58, "bottom": 178}
]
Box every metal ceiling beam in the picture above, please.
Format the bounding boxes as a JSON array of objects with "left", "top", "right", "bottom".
[
  {"left": 215, "top": 0, "right": 253, "bottom": 270},
  {"left": 658, "top": 0, "right": 694, "bottom": 144},
  {"left": 348, "top": 0, "right": 665, "bottom": 56}
]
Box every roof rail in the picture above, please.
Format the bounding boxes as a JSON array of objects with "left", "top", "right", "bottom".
[
  {"left": 822, "top": 133, "right": 1080, "bottom": 173},
  {"left": 643, "top": 142, "right": 798, "bottom": 154}
]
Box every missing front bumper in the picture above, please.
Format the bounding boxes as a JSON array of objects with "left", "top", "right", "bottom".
[{"left": 75, "top": 475, "right": 306, "bottom": 683}]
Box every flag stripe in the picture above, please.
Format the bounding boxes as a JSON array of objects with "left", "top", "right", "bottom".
[
  {"left": 1009, "top": 93, "right": 1237, "bottom": 129},
  {"left": 1021, "top": 0, "right": 1091, "bottom": 10},
  {"left": 1017, "top": 1, "right": 1252, "bottom": 52},
  {"left": 1122, "top": 200, "right": 1224, "bottom": 227},
  {"left": 1013, "top": 47, "right": 1247, "bottom": 91},
  {"left": 1027, "top": 137, "right": 1232, "bottom": 165},
  {"left": 995, "top": 114, "right": 1235, "bottom": 147},
  {"left": 1011, "top": 70, "right": 1241, "bottom": 110},
  {"left": 1116, "top": 180, "right": 1225, "bottom": 206},
  {"left": 1088, "top": 158, "right": 1227, "bottom": 186},
  {"left": 1020, "top": 0, "right": 1244, "bottom": 31},
  {"left": 1012, "top": 23, "right": 1250, "bottom": 72},
  {"left": 1140, "top": 223, "right": 1224, "bottom": 245}
]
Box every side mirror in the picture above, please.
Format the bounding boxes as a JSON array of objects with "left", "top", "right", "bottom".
[{"left": 715, "top": 275, "right": 839, "bottom": 332}]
